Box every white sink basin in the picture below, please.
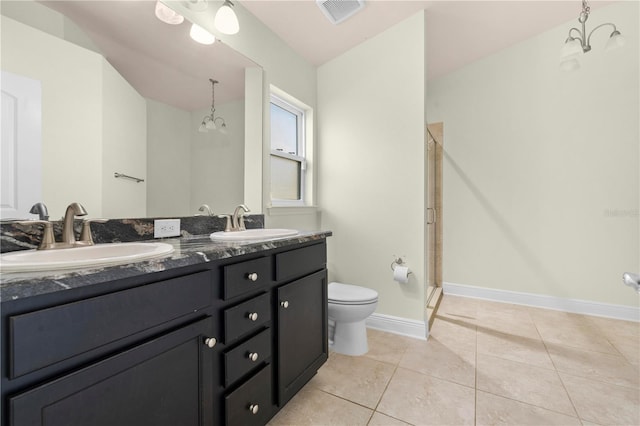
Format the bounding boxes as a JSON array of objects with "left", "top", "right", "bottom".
[
  {"left": 0, "top": 242, "right": 175, "bottom": 273},
  {"left": 210, "top": 228, "right": 299, "bottom": 242}
]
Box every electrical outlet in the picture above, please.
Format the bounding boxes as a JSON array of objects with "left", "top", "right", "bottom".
[{"left": 154, "top": 219, "right": 181, "bottom": 238}]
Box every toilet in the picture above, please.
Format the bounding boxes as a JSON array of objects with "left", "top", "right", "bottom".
[{"left": 328, "top": 282, "right": 378, "bottom": 356}]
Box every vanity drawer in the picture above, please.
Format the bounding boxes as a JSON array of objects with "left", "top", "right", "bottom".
[
  {"left": 9, "top": 271, "right": 212, "bottom": 379},
  {"left": 224, "top": 292, "right": 271, "bottom": 343},
  {"left": 224, "top": 328, "right": 271, "bottom": 386},
  {"left": 275, "top": 243, "right": 326, "bottom": 282},
  {"left": 225, "top": 365, "right": 272, "bottom": 426},
  {"left": 223, "top": 256, "right": 272, "bottom": 300}
]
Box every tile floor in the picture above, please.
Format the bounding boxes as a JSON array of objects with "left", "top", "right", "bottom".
[{"left": 268, "top": 295, "right": 640, "bottom": 426}]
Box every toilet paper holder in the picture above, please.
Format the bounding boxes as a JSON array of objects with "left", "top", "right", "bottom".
[{"left": 390, "top": 257, "right": 412, "bottom": 275}]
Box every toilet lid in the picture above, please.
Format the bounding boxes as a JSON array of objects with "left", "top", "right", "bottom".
[{"left": 328, "top": 282, "right": 378, "bottom": 304}]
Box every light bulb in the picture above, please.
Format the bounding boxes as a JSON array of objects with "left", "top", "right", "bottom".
[
  {"left": 205, "top": 119, "right": 217, "bottom": 130},
  {"left": 190, "top": 23, "right": 216, "bottom": 45},
  {"left": 214, "top": 1, "right": 240, "bottom": 35},
  {"left": 219, "top": 122, "right": 228, "bottom": 135},
  {"left": 198, "top": 122, "right": 208, "bottom": 133},
  {"left": 605, "top": 31, "right": 625, "bottom": 52},
  {"left": 155, "top": 1, "right": 184, "bottom": 25},
  {"left": 561, "top": 38, "right": 583, "bottom": 58}
]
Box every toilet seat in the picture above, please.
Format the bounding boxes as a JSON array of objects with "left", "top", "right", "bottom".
[{"left": 328, "top": 282, "right": 378, "bottom": 305}]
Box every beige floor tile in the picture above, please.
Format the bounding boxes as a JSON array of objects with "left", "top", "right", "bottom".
[
  {"left": 610, "top": 340, "right": 640, "bottom": 367},
  {"left": 560, "top": 373, "right": 640, "bottom": 426},
  {"left": 531, "top": 310, "right": 618, "bottom": 355},
  {"left": 477, "top": 329, "right": 554, "bottom": 369},
  {"left": 429, "top": 315, "right": 477, "bottom": 352},
  {"left": 268, "top": 386, "right": 372, "bottom": 426},
  {"left": 377, "top": 367, "right": 475, "bottom": 426},
  {"left": 476, "top": 390, "right": 582, "bottom": 425},
  {"left": 547, "top": 343, "right": 639, "bottom": 389},
  {"left": 590, "top": 318, "right": 640, "bottom": 366},
  {"left": 437, "top": 295, "right": 479, "bottom": 322},
  {"left": 476, "top": 354, "right": 576, "bottom": 416},
  {"left": 309, "top": 352, "right": 395, "bottom": 409},
  {"left": 399, "top": 338, "right": 476, "bottom": 387},
  {"left": 475, "top": 304, "right": 541, "bottom": 340},
  {"left": 477, "top": 299, "right": 533, "bottom": 317},
  {"left": 365, "top": 328, "right": 414, "bottom": 365},
  {"left": 367, "top": 412, "right": 412, "bottom": 426},
  {"left": 588, "top": 316, "right": 640, "bottom": 341}
]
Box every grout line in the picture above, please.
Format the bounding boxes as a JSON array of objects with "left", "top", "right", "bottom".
[{"left": 476, "top": 389, "right": 582, "bottom": 420}]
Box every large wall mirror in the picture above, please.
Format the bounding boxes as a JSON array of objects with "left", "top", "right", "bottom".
[{"left": 1, "top": 0, "right": 262, "bottom": 220}]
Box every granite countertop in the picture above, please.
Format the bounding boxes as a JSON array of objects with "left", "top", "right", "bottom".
[{"left": 0, "top": 230, "right": 332, "bottom": 302}]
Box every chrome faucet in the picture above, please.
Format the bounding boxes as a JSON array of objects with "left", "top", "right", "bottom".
[
  {"left": 61, "top": 202, "right": 87, "bottom": 246},
  {"left": 29, "top": 202, "right": 49, "bottom": 221},
  {"left": 198, "top": 204, "right": 214, "bottom": 216},
  {"left": 231, "top": 204, "right": 250, "bottom": 231}
]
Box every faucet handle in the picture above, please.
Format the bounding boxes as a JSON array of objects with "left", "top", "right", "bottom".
[
  {"left": 198, "top": 204, "right": 214, "bottom": 216},
  {"left": 78, "top": 218, "right": 108, "bottom": 246},
  {"left": 16, "top": 220, "right": 56, "bottom": 250},
  {"left": 217, "top": 214, "right": 232, "bottom": 232}
]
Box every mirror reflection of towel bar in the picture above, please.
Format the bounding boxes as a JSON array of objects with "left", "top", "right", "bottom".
[{"left": 114, "top": 172, "right": 145, "bottom": 183}]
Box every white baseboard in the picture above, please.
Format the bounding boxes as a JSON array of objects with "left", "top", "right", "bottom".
[
  {"left": 366, "top": 313, "right": 427, "bottom": 340},
  {"left": 443, "top": 282, "right": 640, "bottom": 322}
]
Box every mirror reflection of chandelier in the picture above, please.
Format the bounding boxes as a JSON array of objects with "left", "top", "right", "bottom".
[
  {"left": 199, "top": 79, "right": 228, "bottom": 134},
  {"left": 560, "top": 0, "right": 625, "bottom": 71}
]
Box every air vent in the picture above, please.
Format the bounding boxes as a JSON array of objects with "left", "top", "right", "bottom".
[{"left": 316, "top": 0, "right": 365, "bottom": 25}]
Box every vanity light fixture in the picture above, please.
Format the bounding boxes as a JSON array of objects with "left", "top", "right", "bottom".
[
  {"left": 560, "top": 0, "right": 625, "bottom": 71},
  {"left": 199, "top": 79, "right": 228, "bottom": 134},
  {"left": 190, "top": 23, "right": 216, "bottom": 44},
  {"left": 214, "top": 0, "right": 240, "bottom": 35},
  {"left": 154, "top": 1, "right": 184, "bottom": 25}
]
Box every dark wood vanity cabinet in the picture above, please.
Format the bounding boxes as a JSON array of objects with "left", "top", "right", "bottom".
[
  {"left": 277, "top": 269, "right": 328, "bottom": 405},
  {"left": 0, "top": 239, "right": 328, "bottom": 426},
  {"left": 10, "top": 317, "right": 215, "bottom": 426}
]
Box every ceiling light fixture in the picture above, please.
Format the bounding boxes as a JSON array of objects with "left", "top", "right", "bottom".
[
  {"left": 214, "top": 0, "right": 240, "bottom": 35},
  {"left": 560, "top": 0, "right": 625, "bottom": 71},
  {"left": 199, "top": 79, "right": 228, "bottom": 134},
  {"left": 155, "top": 1, "right": 184, "bottom": 25},
  {"left": 190, "top": 23, "right": 216, "bottom": 44}
]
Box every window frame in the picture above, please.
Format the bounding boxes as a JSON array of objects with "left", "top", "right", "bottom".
[{"left": 269, "top": 94, "right": 307, "bottom": 207}]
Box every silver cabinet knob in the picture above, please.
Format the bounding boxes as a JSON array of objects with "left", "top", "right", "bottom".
[
  {"left": 249, "top": 404, "right": 259, "bottom": 415},
  {"left": 248, "top": 352, "right": 259, "bottom": 362},
  {"left": 204, "top": 337, "right": 217, "bottom": 348},
  {"left": 247, "top": 272, "right": 258, "bottom": 281},
  {"left": 280, "top": 300, "right": 289, "bottom": 309},
  {"left": 247, "top": 312, "right": 258, "bottom": 321}
]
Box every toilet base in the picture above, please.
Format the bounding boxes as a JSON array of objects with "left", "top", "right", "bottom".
[{"left": 331, "top": 319, "right": 368, "bottom": 356}]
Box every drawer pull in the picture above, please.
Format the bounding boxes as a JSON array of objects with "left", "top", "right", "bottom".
[
  {"left": 248, "top": 404, "right": 259, "bottom": 415},
  {"left": 280, "top": 300, "right": 289, "bottom": 309},
  {"left": 247, "top": 272, "right": 258, "bottom": 281},
  {"left": 247, "top": 312, "right": 259, "bottom": 321},
  {"left": 248, "top": 352, "right": 259, "bottom": 362},
  {"left": 204, "top": 337, "right": 217, "bottom": 348}
]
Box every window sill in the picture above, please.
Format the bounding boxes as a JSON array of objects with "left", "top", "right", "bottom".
[{"left": 266, "top": 205, "right": 319, "bottom": 216}]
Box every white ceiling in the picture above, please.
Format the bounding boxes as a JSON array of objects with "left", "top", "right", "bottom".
[
  {"left": 240, "top": 0, "right": 616, "bottom": 80},
  {"left": 41, "top": 0, "right": 258, "bottom": 111},
  {"left": 37, "top": 0, "right": 616, "bottom": 110}
]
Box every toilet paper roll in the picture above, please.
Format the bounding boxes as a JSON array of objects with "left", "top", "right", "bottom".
[{"left": 393, "top": 265, "right": 410, "bottom": 283}]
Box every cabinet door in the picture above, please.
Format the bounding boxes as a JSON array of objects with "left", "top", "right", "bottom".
[
  {"left": 276, "top": 270, "right": 328, "bottom": 405},
  {"left": 10, "top": 317, "right": 216, "bottom": 426}
]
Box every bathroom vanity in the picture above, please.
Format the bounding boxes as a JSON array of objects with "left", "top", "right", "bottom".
[{"left": 0, "top": 231, "right": 330, "bottom": 426}]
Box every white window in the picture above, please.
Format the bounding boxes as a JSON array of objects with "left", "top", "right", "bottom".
[{"left": 270, "top": 94, "right": 306, "bottom": 206}]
